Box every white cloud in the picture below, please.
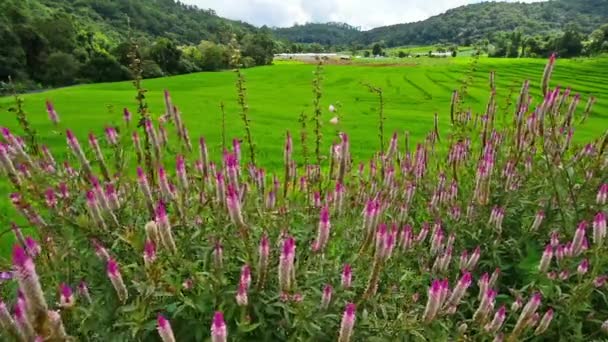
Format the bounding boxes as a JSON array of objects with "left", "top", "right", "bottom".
[{"left": 184, "top": 0, "right": 545, "bottom": 30}]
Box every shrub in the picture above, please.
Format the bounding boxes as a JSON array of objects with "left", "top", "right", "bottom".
[
  {"left": 42, "top": 52, "right": 80, "bottom": 87},
  {"left": 0, "top": 56, "right": 607, "bottom": 341}
]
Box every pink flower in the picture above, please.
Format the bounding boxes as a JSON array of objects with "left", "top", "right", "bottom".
[
  {"left": 485, "top": 305, "right": 507, "bottom": 333},
  {"left": 313, "top": 206, "right": 331, "bottom": 252},
  {"left": 446, "top": 272, "right": 472, "bottom": 308},
  {"left": 278, "top": 237, "right": 296, "bottom": 291},
  {"left": 342, "top": 264, "right": 352, "bottom": 288},
  {"left": 338, "top": 303, "right": 356, "bottom": 342},
  {"left": 321, "top": 284, "right": 332, "bottom": 309},
  {"left": 593, "top": 212, "right": 606, "bottom": 245},
  {"left": 107, "top": 258, "right": 128, "bottom": 303},
  {"left": 538, "top": 244, "right": 553, "bottom": 272},
  {"left": 176, "top": 155, "right": 188, "bottom": 190},
  {"left": 59, "top": 283, "right": 74, "bottom": 308},
  {"left": 104, "top": 126, "right": 118, "bottom": 145},
  {"left": 534, "top": 309, "right": 554, "bottom": 335},
  {"left": 572, "top": 221, "right": 587, "bottom": 256},
  {"left": 12, "top": 245, "right": 48, "bottom": 316},
  {"left": 46, "top": 100, "right": 60, "bottom": 124},
  {"left": 597, "top": 184, "right": 608, "bottom": 205},
  {"left": 123, "top": 108, "right": 132, "bottom": 123},
  {"left": 226, "top": 185, "right": 244, "bottom": 226},
  {"left": 157, "top": 314, "right": 176, "bottom": 342},
  {"left": 240, "top": 264, "right": 251, "bottom": 289},
  {"left": 577, "top": 259, "right": 589, "bottom": 275},
  {"left": 329, "top": 116, "right": 339, "bottom": 125},
  {"left": 144, "top": 240, "right": 157, "bottom": 266},
  {"left": 236, "top": 281, "right": 248, "bottom": 306},
  {"left": 467, "top": 246, "right": 481, "bottom": 270},
  {"left": 423, "top": 280, "right": 442, "bottom": 322},
  {"left": 78, "top": 280, "right": 92, "bottom": 304},
  {"left": 474, "top": 289, "right": 497, "bottom": 322},
  {"left": 211, "top": 311, "right": 227, "bottom": 342},
  {"left": 155, "top": 201, "right": 177, "bottom": 253}
]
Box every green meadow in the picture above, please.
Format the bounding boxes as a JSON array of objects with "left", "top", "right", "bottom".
[{"left": 1, "top": 56, "right": 608, "bottom": 253}]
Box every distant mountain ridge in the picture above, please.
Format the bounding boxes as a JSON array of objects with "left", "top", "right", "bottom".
[{"left": 273, "top": 0, "right": 608, "bottom": 47}]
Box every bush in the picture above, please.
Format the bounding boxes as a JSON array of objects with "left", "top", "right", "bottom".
[
  {"left": 141, "top": 60, "right": 164, "bottom": 79},
  {"left": 0, "top": 56, "right": 607, "bottom": 341}
]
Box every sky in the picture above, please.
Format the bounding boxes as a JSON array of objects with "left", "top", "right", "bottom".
[{"left": 183, "top": 0, "right": 544, "bottom": 30}]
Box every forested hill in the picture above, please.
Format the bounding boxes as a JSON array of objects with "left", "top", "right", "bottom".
[
  {"left": 273, "top": 0, "right": 608, "bottom": 47},
  {"left": 0, "top": 0, "right": 267, "bottom": 89}
]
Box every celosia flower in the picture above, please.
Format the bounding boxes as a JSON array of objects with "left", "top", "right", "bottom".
[
  {"left": 416, "top": 223, "right": 430, "bottom": 243},
  {"left": 24, "top": 236, "right": 40, "bottom": 259},
  {"left": 329, "top": 116, "right": 339, "bottom": 125},
  {"left": 12, "top": 245, "right": 48, "bottom": 317},
  {"left": 278, "top": 237, "right": 296, "bottom": 292},
  {"left": 0, "top": 301, "right": 17, "bottom": 336},
  {"left": 577, "top": 259, "right": 589, "bottom": 275},
  {"left": 226, "top": 185, "right": 245, "bottom": 227},
  {"left": 474, "top": 289, "right": 497, "bottom": 322},
  {"left": 107, "top": 258, "right": 128, "bottom": 303},
  {"left": 467, "top": 246, "right": 481, "bottom": 270},
  {"left": 59, "top": 283, "right": 74, "bottom": 308},
  {"left": 538, "top": 244, "right": 553, "bottom": 272},
  {"left": 597, "top": 184, "right": 608, "bottom": 205},
  {"left": 257, "top": 234, "right": 269, "bottom": 287},
  {"left": 78, "top": 280, "right": 92, "bottom": 304},
  {"left": 13, "top": 299, "right": 35, "bottom": 341},
  {"left": 321, "top": 284, "right": 333, "bottom": 309},
  {"left": 313, "top": 206, "right": 331, "bottom": 252},
  {"left": 531, "top": 211, "right": 544, "bottom": 231},
  {"left": 155, "top": 201, "right": 177, "bottom": 253},
  {"left": 144, "top": 240, "right": 157, "bottom": 266},
  {"left": 211, "top": 311, "right": 227, "bottom": 342},
  {"left": 123, "top": 108, "right": 131, "bottom": 123},
  {"left": 66, "top": 129, "right": 91, "bottom": 173},
  {"left": 158, "top": 167, "right": 174, "bottom": 200},
  {"left": 86, "top": 190, "right": 106, "bottom": 229},
  {"left": 240, "top": 264, "right": 251, "bottom": 289},
  {"left": 534, "top": 308, "right": 554, "bottom": 335},
  {"left": 236, "top": 281, "right": 248, "bottom": 306},
  {"left": 342, "top": 264, "right": 352, "bottom": 288},
  {"left": 105, "top": 183, "right": 120, "bottom": 210},
  {"left": 46, "top": 100, "right": 60, "bottom": 124},
  {"left": 105, "top": 126, "right": 118, "bottom": 145},
  {"left": 593, "top": 212, "right": 606, "bottom": 246},
  {"left": 338, "top": 303, "right": 356, "bottom": 342},
  {"left": 400, "top": 225, "right": 413, "bottom": 250},
  {"left": 144, "top": 119, "right": 161, "bottom": 158},
  {"left": 176, "top": 155, "right": 188, "bottom": 190},
  {"left": 513, "top": 292, "right": 541, "bottom": 333},
  {"left": 137, "top": 167, "right": 154, "bottom": 209},
  {"left": 145, "top": 221, "right": 160, "bottom": 246},
  {"left": 45, "top": 188, "right": 57, "bottom": 209},
  {"left": 157, "top": 314, "right": 176, "bottom": 342},
  {"left": 423, "top": 280, "right": 442, "bottom": 322},
  {"left": 446, "top": 272, "right": 472, "bottom": 308},
  {"left": 485, "top": 305, "right": 507, "bottom": 333},
  {"left": 571, "top": 221, "right": 587, "bottom": 256},
  {"left": 91, "top": 239, "right": 110, "bottom": 261}
]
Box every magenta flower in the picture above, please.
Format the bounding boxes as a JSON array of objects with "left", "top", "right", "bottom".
[
  {"left": 514, "top": 292, "right": 541, "bottom": 333},
  {"left": 107, "top": 258, "right": 128, "bottom": 303},
  {"left": 211, "top": 311, "right": 227, "bottom": 342},
  {"left": 123, "top": 108, "right": 132, "bottom": 123},
  {"left": 278, "top": 237, "right": 296, "bottom": 291},
  {"left": 226, "top": 185, "right": 245, "bottom": 227},
  {"left": 46, "top": 100, "right": 60, "bottom": 124},
  {"left": 423, "top": 280, "right": 442, "bottom": 322},
  {"left": 158, "top": 167, "right": 174, "bottom": 200},
  {"left": 176, "top": 155, "right": 188, "bottom": 190},
  {"left": 155, "top": 201, "right": 177, "bottom": 253},
  {"left": 313, "top": 206, "right": 331, "bottom": 252},
  {"left": 593, "top": 212, "right": 606, "bottom": 246},
  {"left": 531, "top": 211, "right": 545, "bottom": 231},
  {"left": 86, "top": 190, "right": 106, "bottom": 229},
  {"left": 104, "top": 126, "right": 118, "bottom": 145},
  {"left": 59, "top": 283, "right": 74, "bottom": 308},
  {"left": 257, "top": 234, "right": 269, "bottom": 287},
  {"left": 338, "top": 303, "right": 356, "bottom": 342},
  {"left": 572, "top": 221, "right": 587, "bottom": 256},
  {"left": 550, "top": 231, "right": 560, "bottom": 248},
  {"left": 144, "top": 240, "right": 157, "bottom": 266},
  {"left": 157, "top": 314, "right": 176, "bottom": 342},
  {"left": 0, "top": 301, "right": 17, "bottom": 336},
  {"left": 597, "top": 184, "right": 608, "bottom": 205},
  {"left": 45, "top": 188, "right": 57, "bottom": 209},
  {"left": 105, "top": 183, "right": 120, "bottom": 210},
  {"left": 577, "top": 259, "right": 589, "bottom": 275},
  {"left": 66, "top": 129, "right": 91, "bottom": 172},
  {"left": 240, "top": 264, "right": 251, "bottom": 289},
  {"left": 342, "top": 264, "right": 352, "bottom": 288},
  {"left": 321, "top": 284, "right": 333, "bottom": 309},
  {"left": 467, "top": 246, "right": 481, "bottom": 270},
  {"left": 474, "top": 289, "right": 497, "bottom": 322},
  {"left": 485, "top": 305, "right": 507, "bottom": 333},
  {"left": 400, "top": 224, "right": 413, "bottom": 250},
  {"left": 13, "top": 299, "right": 35, "bottom": 341},
  {"left": 446, "top": 272, "right": 472, "bottom": 308},
  {"left": 538, "top": 244, "right": 553, "bottom": 272},
  {"left": 534, "top": 309, "right": 554, "bottom": 335},
  {"left": 12, "top": 245, "right": 48, "bottom": 316}
]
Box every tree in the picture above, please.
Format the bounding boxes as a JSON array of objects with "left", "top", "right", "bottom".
[
  {"left": 241, "top": 30, "right": 275, "bottom": 66},
  {"left": 198, "top": 41, "right": 229, "bottom": 71},
  {"left": 372, "top": 43, "right": 383, "bottom": 56},
  {"left": 43, "top": 52, "right": 80, "bottom": 86},
  {"left": 556, "top": 25, "right": 583, "bottom": 57},
  {"left": 398, "top": 50, "right": 407, "bottom": 58},
  {"left": 149, "top": 38, "right": 183, "bottom": 74},
  {"left": 79, "top": 52, "right": 130, "bottom": 82}
]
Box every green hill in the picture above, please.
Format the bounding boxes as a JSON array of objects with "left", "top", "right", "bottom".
[{"left": 272, "top": 0, "right": 608, "bottom": 47}]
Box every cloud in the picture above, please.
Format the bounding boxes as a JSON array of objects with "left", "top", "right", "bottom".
[{"left": 185, "top": 0, "right": 545, "bottom": 30}]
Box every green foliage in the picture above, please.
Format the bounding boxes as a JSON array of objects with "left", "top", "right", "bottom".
[{"left": 43, "top": 52, "right": 81, "bottom": 86}]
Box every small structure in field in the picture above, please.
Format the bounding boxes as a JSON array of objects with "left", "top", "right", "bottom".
[{"left": 274, "top": 53, "right": 352, "bottom": 62}]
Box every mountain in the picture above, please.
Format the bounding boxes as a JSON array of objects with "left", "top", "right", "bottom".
[{"left": 272, "top": 0, "right": 608, "bottom": 47}]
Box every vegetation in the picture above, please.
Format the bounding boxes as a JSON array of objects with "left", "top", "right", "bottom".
[
  {"left": 0, "top": 0, "right": 275, "bottom": 91},
  {"left": 0, "top": 55, "right": 608, "bottom": 341},
  {"left": 273, "top": 0, "right": 608, "bottom": 49}
]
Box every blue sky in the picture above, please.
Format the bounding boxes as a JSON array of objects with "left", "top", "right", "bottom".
[{"left": 184, "top": 0, "right": 544, "bottom": 30}]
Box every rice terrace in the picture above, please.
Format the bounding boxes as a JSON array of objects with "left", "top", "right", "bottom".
[{"left": 1, "top": 0, "right": 608, "bottom": 341}]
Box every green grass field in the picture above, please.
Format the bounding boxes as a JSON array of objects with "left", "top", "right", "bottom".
[{"left": 1, "top": 56, "right": 608, "bottom": 255}]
